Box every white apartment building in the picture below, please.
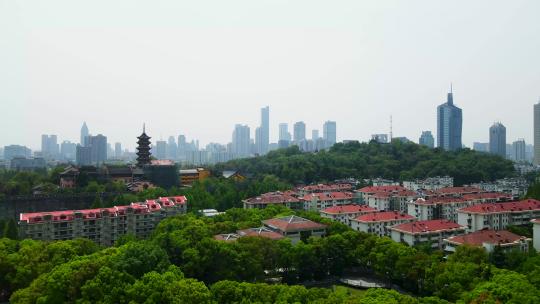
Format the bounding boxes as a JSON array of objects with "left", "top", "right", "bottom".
[
  {"left": 302, "top": 191, "right": 354, "bottom": 211},
  {"left": 350, "top": 211, "right": 416, "bottom": 237},
  {"left": 319, "top": 204, "right": 377, "bottom": 225},
  {"left": 444, "top": 229, "right": 530, "bottom": 253},
  {"left": 390, "top": 219, "right": 465, "bottom": 249}
]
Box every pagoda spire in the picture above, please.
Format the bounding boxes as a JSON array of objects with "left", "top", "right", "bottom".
[{"left": 136, "top": 124, "right": 152, "bottom": 167}]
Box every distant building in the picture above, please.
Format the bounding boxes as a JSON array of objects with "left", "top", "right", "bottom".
[
  {"left": 257, "top": 106, "right": 270, "bottom": 155},
  {"left": 323, "top": 121, "right": 337, "bottom": 148},
  {"left": 320, "top": 204, "right": 377, "bottom": 225},
  {"left": 390, "top": 219, "right": 466, "bottom": 249},
  {"left": 437, "top": 87, "right": 462, "bottom": 151},
  {"left": 75, "top": 145, "right": 92, "bottom": 166},
  {"left": 114, "top": 142, "right": 122, "bottom": 159},
  {"left": 513, "top": 139, "right": 526, "bottom": 162},
  {"left": 534, "top": 101, "right": 540, "bottom": 165},
  {"left": 10, "top": 157, "right": 46, "bottom": 171},
  {"left": 167, "top": 136, "right": 177, "bottom": 160},
  {"left": 155, "top": 140, "right": 167, "bottom": 160},
  {"left": 350, "top": 211, "right": 416, "bottom": 237},
  {"left": 136, "top": 126, "right": 152, "bottom": 167},
  {"left": 80, "top": 122, "right": 89, "bottom": 147},
  {"left": 279, "top": 123, "right": 291, "bottom": 142},
  {"left": 243, "top": 191, "right": 303, "bottom": 210},
  {"left": 301, "top": 192, "right": 355, "bottom": 211},
  {"left": 444, "top": 229, "right": 530, "bottom": 253},
  {"left": 41, "top": 134, "right": 59, "bottom": 159},
  {"left": 403, "top": 176, "right": 453, "bottom": 191},
  {"left": 293, "top": 121, "right": 306, "bottom": 143},
  {"left": 473, "top": 142, "right": 489, "bottom": 152},
  {"left": 88, "top": 134, "right": 107, "bottom": 164},
  {"left": 179, "top": 168, "right": 210, "bottom": 186},
  {"left": 312, "top": 129, "right": 319, "bottom": 141},
  {"left": 371, "top": 134, "right": 388, "bottom": 144},
  {"left": 3, "top": 145, "right": 32, "bottom": 160},
  {"left": 419, "top": 131, "right": 434, "bottom": 148},
  {"left": 232, "top": 124, "right": 251, "bottom": 157},
  {"left": 489, "top": 122, "right": 506, "bottom": 157},
  {"left": 60, "top": 141, "right": 77, "bottom": 161}
]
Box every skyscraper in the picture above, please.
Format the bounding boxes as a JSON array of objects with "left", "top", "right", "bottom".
[
  {"left": 419, "top": 131, "right": 435, "bottom": 148},
  {"left": 41, "top": 135, "right": 59, "bottom": 159},
  {"left": 513, "top": 139, "right": 526, "bottom": 162},
  {"left": 114, "top": 142, "right": 122, "bottom": 159},
  {"left": 61, "top": 141, "right": 77, "bottom": 161},
  {"left": 312, "top": 129, "right": 319, "bottom": 140},
  {"left": 232, "top": 124, "right": 251, "bottom": 157},
  {"left": 437, "top": 87, "right": 462, "bottom": 151},
  {"left": 323, "top": 121, "right": 337, "bottom": 148},
  {"left": 167, "top": 136, "right": 177, "bottom": 159},
  {"left": 80, "top": 122, "right": 89, "bottom": 147},
  {"left": 155, "top": 141, "right": 167, "bottom": 160},
  {"left": 293, "top": 121, "right": 306, "bottom": 143},
  {"left": 88, "top": 134, "right": 108, "bottom": 164},
  {"left": 257, "top": 106, "right": 269, "bottom": 154},
  {"left": 489, "top": 122, "right": 506, "bottom": 157},
  {"left": 534, "top": 101, "right": 540, "bottom": 165}
]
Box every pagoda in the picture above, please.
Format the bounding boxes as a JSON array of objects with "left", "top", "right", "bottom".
[{"left": 136, "top": 124, "right": 152, "bottom": 167}]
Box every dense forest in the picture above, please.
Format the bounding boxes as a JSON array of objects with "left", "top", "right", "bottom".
[
  {"left": 215, "top": 141, "right": 517, "bottom": 185},
  {"left": 1, "top": 207, "right": 539, "bottom": 303}
]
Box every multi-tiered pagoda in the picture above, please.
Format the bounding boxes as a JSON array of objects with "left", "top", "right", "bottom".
[{"left": 136, "top": 124, "right": 152, "bottom": 167}]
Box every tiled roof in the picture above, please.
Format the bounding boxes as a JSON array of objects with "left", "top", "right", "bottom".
[
  {"left": 354, "top": 211, "right": 415, "bottom": 223},
  {"left": 445, "top": 229, "right": 526, "bottom": 246},
  {"left": 461, "top": 192, "right": 512, "bottom": 200},
  {"left": 321, "top": 204, "right": 377, "bottom": 215},
  {"left": 263, "top": 215, "right": 326, "bottom": 232},
  {"left": 391, "top": 219, "right": 464, "bottom": 234},
  {"left": 19, "top": 196, "right": 188, "bottom": 223},
  {"left": 244, "top": 192, "right": 301, "bottom": 205},
  {"left": 458, "top": 199, "right": 540, "bottom": 214},
  {"left": 411, "top": 197, "right": 467, "bottom": 205},
  {"left": 237, "top": 227, "right": 284, "bottom": 240},
  {"left": 358, "top": 185, "right": 406, "bottom": 193},
  {"left": 300, "top": 183, "right": 353, "bottom": 192},
  {"left": 436, "top": 186, "right": 483, "bottom": 195},
  {"left": 302, "top": 191, "right": 354, "bottom": 201}
]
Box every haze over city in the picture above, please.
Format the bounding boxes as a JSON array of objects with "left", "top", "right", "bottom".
[{"left": 1, "top": 0, "right": 540, "bottom": 150}]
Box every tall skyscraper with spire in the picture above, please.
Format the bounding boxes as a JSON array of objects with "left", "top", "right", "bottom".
[
  {"left": 136, "top": 124, "right": 152, "bottom": 167},
  {"left": 80, "top": 122, "right": 89, "bottom": 147},
  {"left": 437, "top": 85, "right": 462, "bottom": 151}
]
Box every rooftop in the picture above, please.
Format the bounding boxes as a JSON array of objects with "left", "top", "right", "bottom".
[
  {"left": 300, "top": 183, "right": 353, "bottom": 192},
  {"left": 445, "top": 229, "right": 527, "bottom": 247},
  {"left": 321, "top": 204, "right": 377, "bottom": 215},
  {"left": 302, "top": 191, "right": 354, "bottom": 201},
  {"left": 213, "top": 233, "right": 240, "bottom": 242},
  {"left": 435, "top": 186, "right": 483, "bottom": 195},
  {"left": 244, "top": 191, "right": 301, "bottom": 205},
  {"left": 237, "top": 227, "right": 285, "bottom": 240},
  {"left": 461, "top": 192, "right": 513, "bottom": 200},
  {"left": 358, "top": 185, "right": 406, "bottom": 193},
  {"left": 263, "top": 215, "right": 327, "bottom": 232},
  {"left": 458, "top": 199, "right": 540, "bottom": 214},
  {"left": 391, "top": 219, "right": 464, "bottom": 234},
  {"left": 354, "top": 211, "right": 415, "bottom": 223}
]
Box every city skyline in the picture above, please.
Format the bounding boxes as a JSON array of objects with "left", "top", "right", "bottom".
[{"left": 1, "top": 1, "right": 539, "bottom": 150}]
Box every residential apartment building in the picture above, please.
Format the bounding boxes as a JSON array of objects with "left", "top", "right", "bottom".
[
  {"left": 242, "top": 191, "right": 303, "bottom": 210},
  {"left": 262, "top": 215, "right": 327, "bottom": 244},
  {"left": 444, "top": 229, "right": 530, "bottom": 253},
  {"left": 18, "top": 196, "right": 187, "bottom": 246},
  {"left": 302, "top": 191, "right": 354, "bottom": 211},
  {"left": 457, "top": 199, "right": 540, "bottom": 232},
  {"left": 363, "top": 188, "right": 417, "bottom": 213},
  {"left": 319, "top": 204, "right": 377, "bottom": 225},
  {"left": 390, "top": 219, "right": 466, "bottom": 249},
  {"left": 350, "top": 211, "right": 416, "bottom": 237},
  {"left": 297, "top": 183, "right": 353, "bottom": 195},
  {"left": 402, "top": 176, "right": 453, "bottom": 191}
]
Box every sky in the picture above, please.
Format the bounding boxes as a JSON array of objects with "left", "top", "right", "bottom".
[{"left": 1, "top": 0, "right": 539, "bottom": 151}]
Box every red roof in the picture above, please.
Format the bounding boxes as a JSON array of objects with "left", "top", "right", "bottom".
[
  {"left": 263, "top": 215, "right": 326, "bottom": 232},
  {"left": 391, "top": 219, "right": 464, "bottom": 234},
  {"left": 458, "top": 199, "right": 540, "bottom": 214},
  {"left": 244, "top": 192, "right": 301, "bottom": 205},
  {"left": 321, "top": 204, "right": 377, "bottom": 215},
  {"left": 302, "top": 191, "right": 354, "bottom": 201},
  {"left": 19, "top": 195, "right": 188, "bottom": 223},
  {"left": 354, "top": 211, "right": 415, "bottom": 223},
  {"left": 237, "top": 227, "right": 285, "bottom": 240},
  {"left": 436, "top": 186, "right": 483, "bottom": 195},
  {"left": 300, "top": 183, "right": 353, "bottom": 192},
  {"left": 461, "top": 192, "right": 512, "bottom": 201},
  {"left": 446, "top": 229, "right": 526, "bottom": 246},
  {"left": 358, "top": 185, "right": 406, "bottom": 193}
]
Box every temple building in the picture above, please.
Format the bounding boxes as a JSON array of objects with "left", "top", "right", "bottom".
[{"left": 136, "top": 124, "right": 152, "bottom": 167}]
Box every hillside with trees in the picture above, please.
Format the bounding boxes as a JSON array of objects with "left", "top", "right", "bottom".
[
  {"left": 2, "top": 207, "right": 539, "bottom": 303},
  {"left": 215, "top": 141, "right": 517, "bottom": 186}
]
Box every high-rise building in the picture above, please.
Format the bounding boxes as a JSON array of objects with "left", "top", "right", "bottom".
[
  {"left": 257, "top": 106, "right": 269, "bottom": 155},
  {"left": 489, "top": 122, "right": 506, "bottom": 157},
  {"left": 60, "top": 141, "right": 77, "bottom": 161},
  {"left": 232, "top": 124, "right": 251, "bottom": 157},
  {"left": 80, "top": 122, "right": 89, "bottom": 147},
  {"left": 437, "top": 87, "right": 462, "bottom": 151},
  {"left": 293, "top": 121, "right": 306, "bottom": 143},
  {"left": 513, "top": 139, "right": 526, "bottom": 162},
  {"left": 473, "top": 142, "right": 489, "bottom": 153},
  {"left": 167, "top": 136, "right": 177, "bottom": 160},
  {"left": 136, "top": 126, "right": 152, "bottom": 167},
  {"left": 419, "top": 131, "right": 435, "bottom": 148},
  {"left": 41, "top": 135, "right": 59, "bottom": 159},
  {"left": 114, "top": 142, "right": 122, "bottom": 159},
  {"left": 323, "top": 121, "right": 337, "bottom": 148},
  {"left": 155, "top": 141, "right": 167, "bottom": 160},
  {"left": 3, "top": 145, "right": 32, "bottom": 160},
  {"left": 278, "top": 123, "right": 291, "bottom": 149},
  {"left": 534, "top": 101, "right": 540, "bottom": 165},
  {"left": 312, "top": 129, "right": 319, "bottom": 141},
  {"left": 76, "top": 145, "right": 92, "bottom": 166},
  {"left": 88, "top": 134, "right": 108, "bottom": 164}
]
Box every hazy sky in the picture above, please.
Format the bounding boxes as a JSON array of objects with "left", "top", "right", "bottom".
[{"left": 1, "top": 0, "right": 539, "bottom": 150}]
